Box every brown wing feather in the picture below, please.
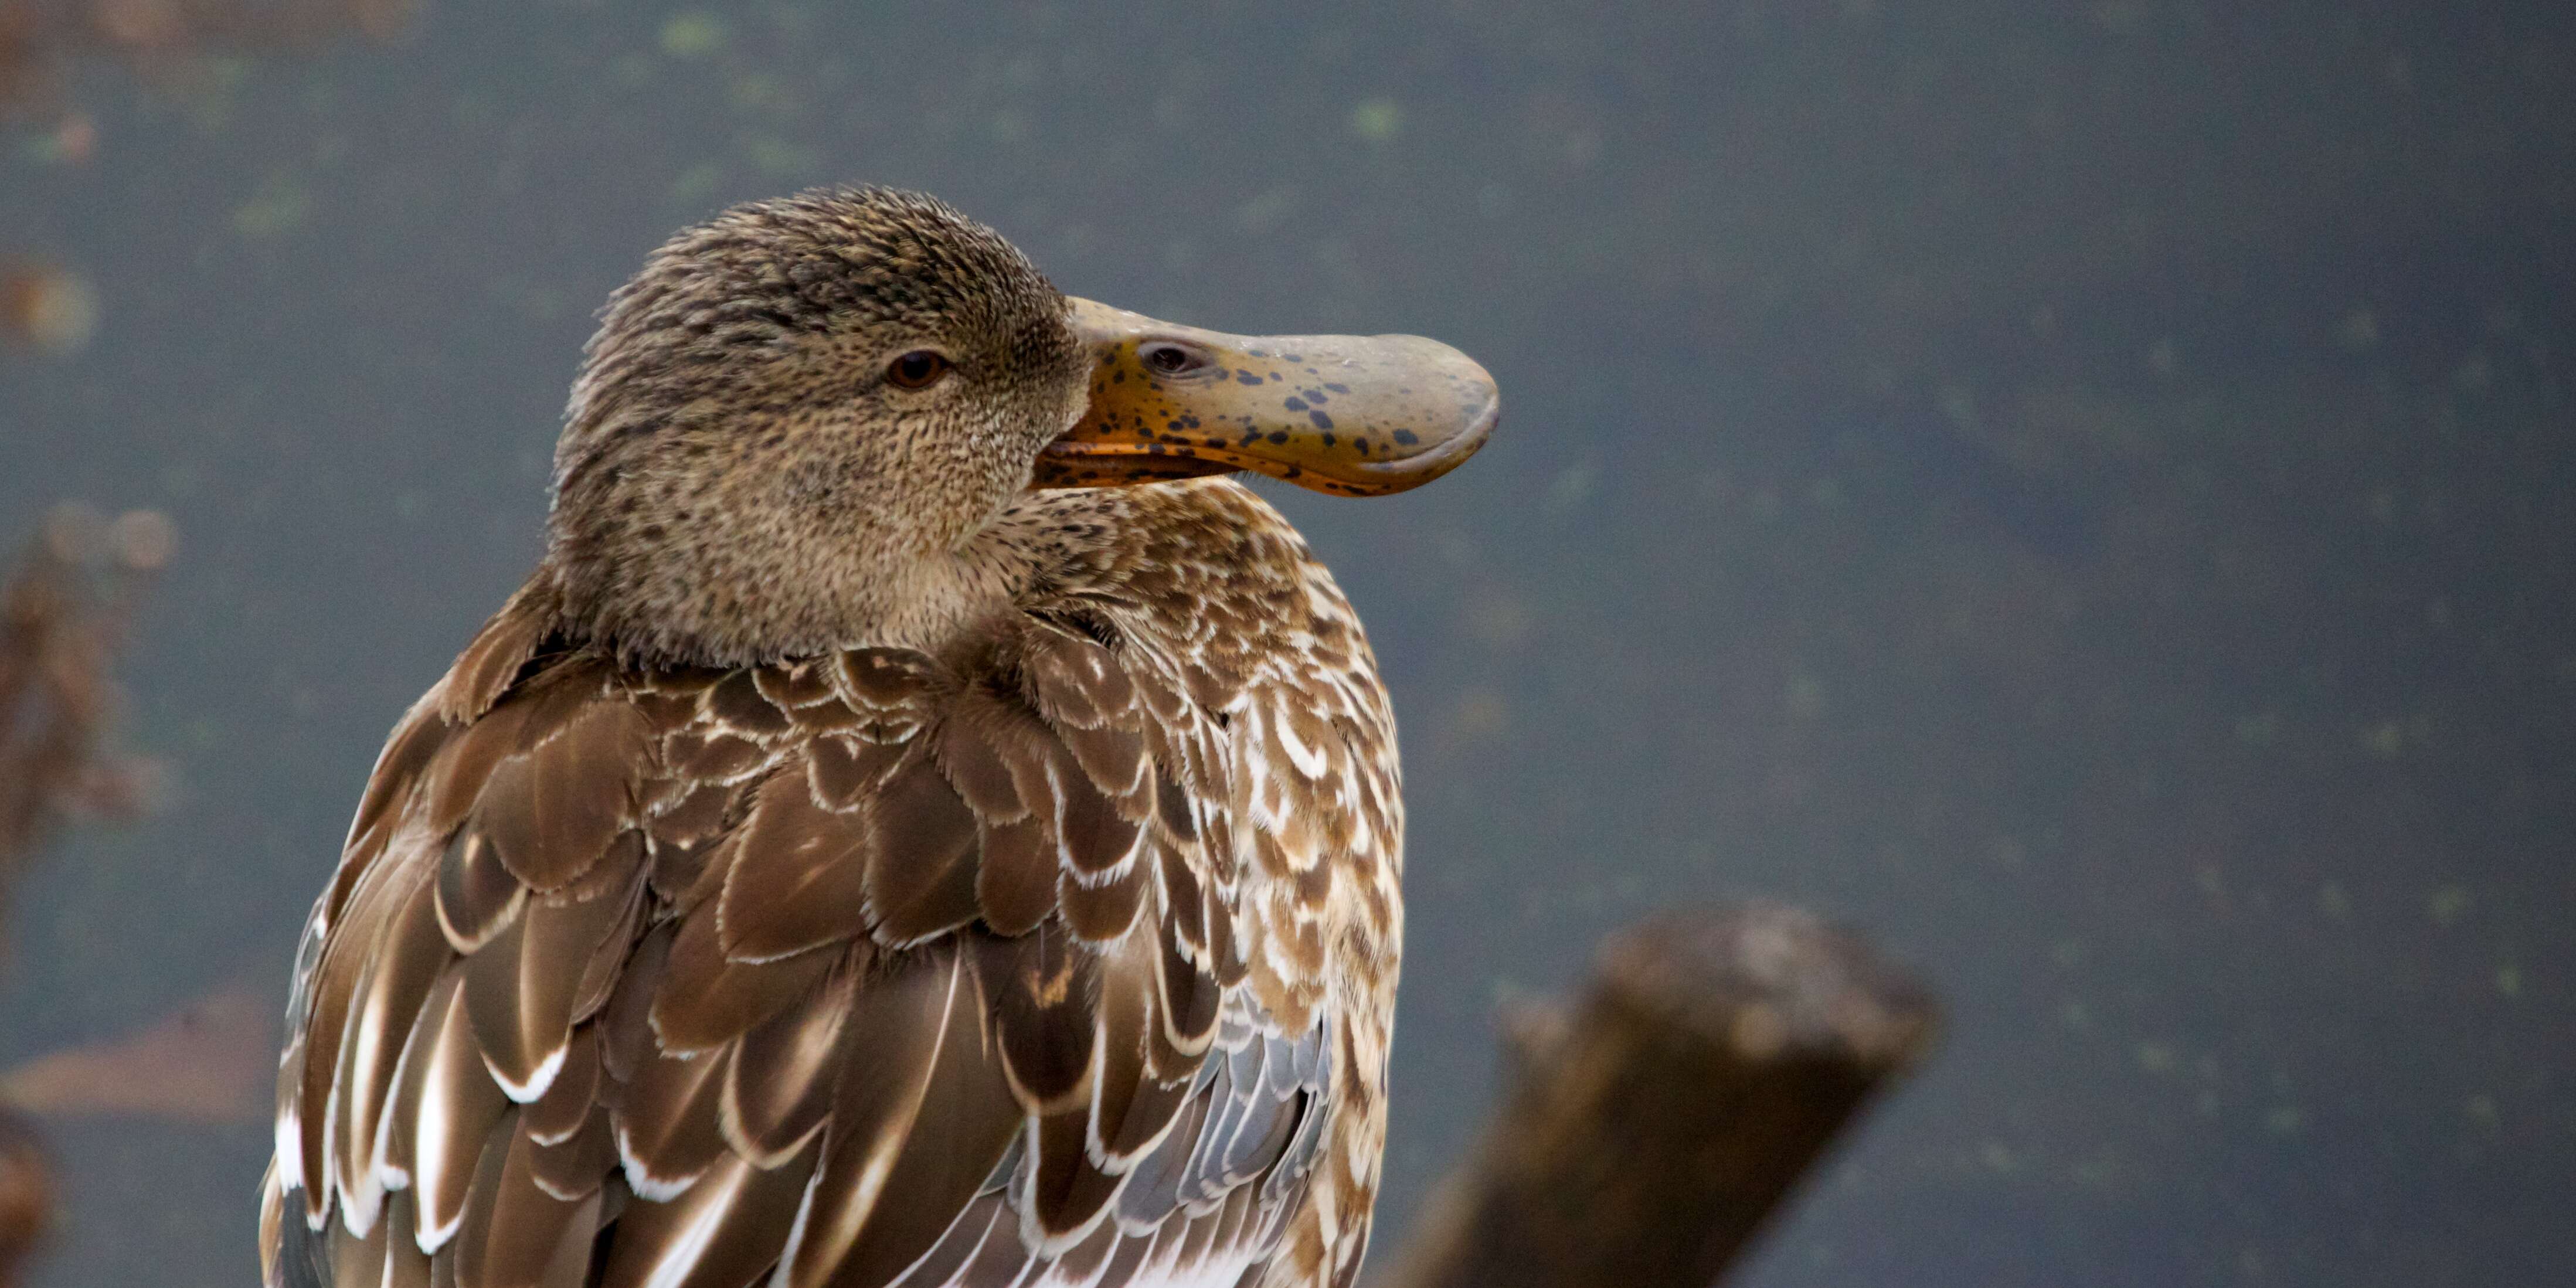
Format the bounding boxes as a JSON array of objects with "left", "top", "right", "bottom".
[
  {"left": 610, "top": 1026, "right": 732, "bottom": 1196},
  {"left": 719, "top": 963, "right": 850, "bottom": 1166},
  {"left": 857, "top": 751, "right": 983, "bottom": 945},
  {"left": 778, "top": 949, "right": 1022, "bottom": 1288},
  {"left": 651, "top": 900, "right": 837, "bottom": 1054},
  {"left": 714, "top": 770, "right": 872, "bottom": 961},
  {"left": 974, "top": 926, "right": 1099, "bottom": 1113},
  {"left": 453, "top": 1118, "right": 599, "bottom": 1288},
  {"left": 522, "top": 1029, "right": 600, "bottom": 1144},
  {"left": 463, "top": 881, "right": 632, "bottom": 1102},
  {"left": 526, "top": 1105, "right": 620, "bottom": 1201},
  {"left": 405, "top": 970, "right": 508, "bottom": 1250},
  {"left": 329, "top": 869, "right": 450, "bottom": 1225},
  {"left": 272, "top": 593, "right": 1358, "bottom": 1288},
  {"left": 600, "top": 1139, "right": 820, "bottom": 1288},
  {"left": 482, "top": 701, "right": 651, "bottom": 889},
  {"left": 434, "top": 831, "right": 528, "bottom": 956},
  {"left": 295, "top": 842, "right": 419, "bottom": 1222}
]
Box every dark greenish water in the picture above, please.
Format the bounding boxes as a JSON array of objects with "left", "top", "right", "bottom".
[{"left": 5, "top": 2, "right": 2570, "bottom": 1284}]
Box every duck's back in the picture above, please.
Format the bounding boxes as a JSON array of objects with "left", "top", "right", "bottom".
[{"left": 264, "top": 480, "right": 1404, "bottom": 1288}]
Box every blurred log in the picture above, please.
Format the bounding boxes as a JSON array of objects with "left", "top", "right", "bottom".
[{"left": 1377, "top": 904, "right": 1939, "bottom": 1288}]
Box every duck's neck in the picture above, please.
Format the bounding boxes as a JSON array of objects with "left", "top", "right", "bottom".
[
  {"left": 537, "top": 491, "right": 1114, "bottom": 671},
  {"left": 834, "top": 533, "right": 1036, "bottom": 655}
]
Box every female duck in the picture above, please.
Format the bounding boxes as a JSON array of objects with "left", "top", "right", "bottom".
[{"left": 263, "top": 187, "right": 1495, "bottom": 1288}]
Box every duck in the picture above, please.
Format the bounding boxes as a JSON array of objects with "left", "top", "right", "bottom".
[{"left": 260, "top": 186, "right": 1496, "bottom": 1288}]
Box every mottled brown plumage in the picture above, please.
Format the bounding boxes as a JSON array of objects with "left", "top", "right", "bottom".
[{"left": 264, "top": 187, "right": 1494, "bottom": 1288}]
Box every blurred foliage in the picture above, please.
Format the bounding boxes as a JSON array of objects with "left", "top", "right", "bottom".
[
  {"left": 1, "top": 0, "right": 414, "bottom": 113},
  {"left": 0, "top": 507, "right": 168, "bottom": 1288}
]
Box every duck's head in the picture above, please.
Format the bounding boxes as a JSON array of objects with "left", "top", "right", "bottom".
[{"left": 546, "top": 187, "right": 1496, "bottom": 665}]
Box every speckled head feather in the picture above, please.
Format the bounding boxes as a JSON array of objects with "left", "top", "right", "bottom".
[{"left": 547, "top": 187, "right": 1088, "bottom": 666}]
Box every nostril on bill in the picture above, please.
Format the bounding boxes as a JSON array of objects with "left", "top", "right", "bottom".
[{"left": 1139, "top": 342, "right": 1205, "bottom": 376}]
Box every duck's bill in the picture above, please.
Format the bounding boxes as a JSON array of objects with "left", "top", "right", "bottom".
[{"left": 1035, "top": 297, "right": 1499, "bottom": 498}]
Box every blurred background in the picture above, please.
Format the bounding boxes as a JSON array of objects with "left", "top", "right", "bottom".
[{"left": 4, "top": 1, "right": 2571, "bottom": 1284}]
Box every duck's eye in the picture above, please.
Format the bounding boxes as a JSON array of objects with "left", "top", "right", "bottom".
[
  {"left": 1139, "top": 342, "right": 1207, "bottom": 377},
  {"left": 886, "top": 350, "right": 953, "bottom": 390}
]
